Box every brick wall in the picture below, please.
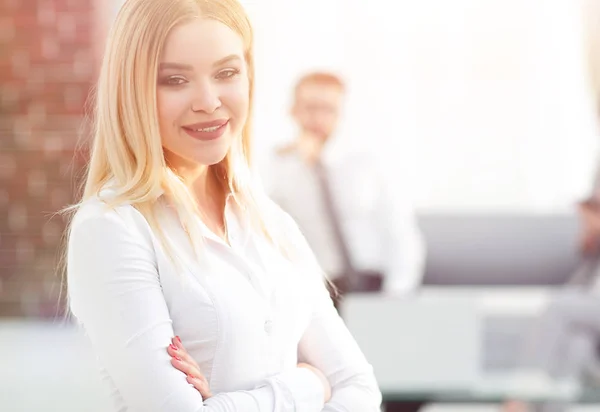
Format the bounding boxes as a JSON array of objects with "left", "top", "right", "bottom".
[{"left": 0, "top": 0, "right": 106, "bottom": 317}]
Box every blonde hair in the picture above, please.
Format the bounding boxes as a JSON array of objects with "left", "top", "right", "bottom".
[{"left": 65, "top": 0, "right": 281, "bottom": 265}]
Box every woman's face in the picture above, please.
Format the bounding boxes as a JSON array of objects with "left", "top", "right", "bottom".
[{"left": 157, "top": 18, "right": 249, "bottom": 171}]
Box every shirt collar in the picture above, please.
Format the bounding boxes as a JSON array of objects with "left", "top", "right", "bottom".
[{"left": 195, "top": 192, "right": 251, "bottom": 247}]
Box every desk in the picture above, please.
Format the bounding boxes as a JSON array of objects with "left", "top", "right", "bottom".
[{"left": 342, "top": 288, "right": 600, "bottom": 410}]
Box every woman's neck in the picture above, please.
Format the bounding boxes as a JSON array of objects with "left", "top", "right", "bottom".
[{"left": 175, "top": 162, "right": 229, "bottom": 241}]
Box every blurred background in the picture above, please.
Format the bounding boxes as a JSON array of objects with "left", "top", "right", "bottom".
[{"left": 4, "top": 0, "right": 600, "bottom": 411}]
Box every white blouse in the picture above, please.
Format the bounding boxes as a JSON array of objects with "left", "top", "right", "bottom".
[{"left": 67, "top": 190, "right": 382, "bottom": 412}]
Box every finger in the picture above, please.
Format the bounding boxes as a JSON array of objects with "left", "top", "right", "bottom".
[
  {"left": 186, "top": 375, "right": 213, "bottom": 399},
  {"left": 172, "top": 336, "right": 184, "bottom": 350},
  {"left": 170, "top": 356, "right": 203, "bottom": 379},
  {"left": 167, "top": 343, "right": 196, "bottom": 369},
  {"left": 167, "top": 343, "right": 201, "bottom": 371},
  {"left": 167, "top": 343, "right": 180, "bottom": 358}
]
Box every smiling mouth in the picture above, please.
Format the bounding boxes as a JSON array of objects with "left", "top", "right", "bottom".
[
  {"left": 181, "top": 120, "right": 229, "bottom": 141},
  {"left": 189, "top": 125, "right": 222, "bottom": 132}
]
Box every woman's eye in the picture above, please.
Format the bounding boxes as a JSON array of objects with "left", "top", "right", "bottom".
[
  {"left": 163, "top": 76, "right": 187, "bottom": 86},
  {"left": 216, "top": 69, "right": 240, "bottom": 80}
]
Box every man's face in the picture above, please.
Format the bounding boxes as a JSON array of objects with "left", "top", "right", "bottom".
[{"left": 292, "top": 82, "right": 344, "bottom": 141}]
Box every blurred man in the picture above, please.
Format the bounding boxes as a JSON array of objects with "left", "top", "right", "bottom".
[
  {"left": 267, "top": 71, "right": 425, "bottom": 297},
  {"left": 267, "top": 70, "right": 427, "bottom": 412}
]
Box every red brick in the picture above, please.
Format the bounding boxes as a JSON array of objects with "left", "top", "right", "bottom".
[{"left": 0, "top": 0, "right": 100, "bottom": 317}]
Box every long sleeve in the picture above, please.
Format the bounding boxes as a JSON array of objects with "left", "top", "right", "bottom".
[
  {"left": 374, "top": 171, "right": 426, "bottom": 295},
  {"left": 298, "top": 284, "right": 383, "bottom": 412},
  {"left": 67, "top": 207, "right": 325, "bottom": 412},
  {"left": 285, "top": 213, "right": 382, "bottom": 412}
]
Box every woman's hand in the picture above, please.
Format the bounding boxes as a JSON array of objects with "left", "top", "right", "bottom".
[
  {"left": 297, "top": 362, "right": 332, "bottom": 402},
  {"left": 168, "top": 337, "right": 330, "bottom": 403},
  {"left": 167, "top": 336, "right": 213, "bottom": 399}
]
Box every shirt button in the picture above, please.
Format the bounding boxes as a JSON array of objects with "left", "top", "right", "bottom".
[{"left": 264, "top": 320, "right": 273, "bottom": 334}]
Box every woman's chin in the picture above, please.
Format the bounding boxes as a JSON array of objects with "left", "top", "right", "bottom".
[
  {"left": 205, "top": 151, "right": 230, "bottom": 166},
  {"left": 185, "top": 147, "right": 231, "bottom": 167}
]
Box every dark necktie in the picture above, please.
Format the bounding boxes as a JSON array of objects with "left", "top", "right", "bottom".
[{"left": 313, "top": 160, "right": 358, "bottom": 287}]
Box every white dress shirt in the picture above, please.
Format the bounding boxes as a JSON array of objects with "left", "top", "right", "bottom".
[
  {"left": 266, "top": 151, "right": 426, "bottom": 295},
  {"left": 67, "top": 188, "right": 381, "bottom": 412}
]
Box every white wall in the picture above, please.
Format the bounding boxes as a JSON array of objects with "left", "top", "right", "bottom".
[{"left": 246, "top": 0, "right": 600, "bottom": 212}]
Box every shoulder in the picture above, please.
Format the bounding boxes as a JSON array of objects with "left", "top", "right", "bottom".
[
  {"left": 66, "top": 194, "right": 161, "bottom": 320},
  {"left": 337, "top": 151, "right": 381, "bottom": 175},
  {"left": 66, "top": 194, "right": 159, "bottom": 289},
  {"left": 269, "top": 142, "right": 304, "bottom": 172},
  {"left": 69, "top": 192, "right": 154, "bottom": 248},
  {"left": 72, "top": 200, "right": 140, "bottom": 232},
  {"left": 337, "top": 151, "right": 406, "bottom": 193}
]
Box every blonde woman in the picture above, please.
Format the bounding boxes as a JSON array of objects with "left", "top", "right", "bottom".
[{"left": 66, "top": 0, "right": 381, "bottom": 411}]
